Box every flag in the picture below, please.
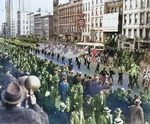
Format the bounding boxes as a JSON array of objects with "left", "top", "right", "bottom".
[
  {"left": 73, "top": 49, "right": 78, "bottom": 54},
  {"left": 91, "top": 49, "right": 96, "bottom": 57},
  {"left": 64, "top": 47, "right": 69, "bottom": 54},
  {"left": 57, "top": 45, "right": 62, "bottom": 50}
]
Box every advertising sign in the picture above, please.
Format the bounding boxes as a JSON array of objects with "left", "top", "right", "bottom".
[
  {"left": 77, "top": 13, "right": 86, "bottom": 28},
  {"left": 103, "top": 13, "right": 119, "bottom": 32}
]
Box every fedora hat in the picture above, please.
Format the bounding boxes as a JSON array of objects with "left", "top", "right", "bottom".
[
  {"left": 134, "top": 99, "right": 142, "bottom": 104},
  {"left": 1, "top": 82, "right": 25, "bottom": 105},
  {"left": 114, "top": 108, "right": 122, "bottom": 113},
  {"left": 103, "top": 107, "right": 111, "bottom": 113},
  {"left": 114, "top": 118, "right": 123, "bottom": 124}
]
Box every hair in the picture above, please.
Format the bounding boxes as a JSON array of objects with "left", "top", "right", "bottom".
[{"left": 62, "top": 77, "right": 67, "bottom": 81}]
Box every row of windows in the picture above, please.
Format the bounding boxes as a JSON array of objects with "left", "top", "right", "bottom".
[
  {"left": 83, "top": 2, "right": 90, "bottom": 12},
  {"left": 124, "top": 28, "right": 150, "bottom": 39},
  {"left": 92, "top": 0, "right": 103, "bottom": 5},
  {"left": 125, "top": 0, "right": 150, "bottom": 10},
  {"left": 59, "top": 25, "right": 81, "bottom": 33},
  {"left": 108, "top": 7, "right": 122, "bottom": 13},
  {"left": 124, "top": 12, "right": 150, "bottom": 25},
  {"left": 91, "top": 7, "right": 103, "bottom": 16}
]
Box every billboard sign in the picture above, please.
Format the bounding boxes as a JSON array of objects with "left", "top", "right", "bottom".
[
  {"left": 77, "top": 13, "right": 86, "bottom": 28},
  {"left": 103, "top": 13, "right": 119, "bottom": 32}
]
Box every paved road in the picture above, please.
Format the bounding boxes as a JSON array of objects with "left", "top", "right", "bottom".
[{"left": 36, "top": 52, "right": 145, "bottom": 95}]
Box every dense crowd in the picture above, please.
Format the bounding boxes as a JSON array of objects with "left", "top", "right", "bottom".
[{"left": 0, "top": 41, "right": 150, "bottom": 124}]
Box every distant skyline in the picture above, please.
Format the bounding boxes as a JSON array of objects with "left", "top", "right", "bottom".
[{"left": 0, "top": 0, "right": 69, "bottom": 28}]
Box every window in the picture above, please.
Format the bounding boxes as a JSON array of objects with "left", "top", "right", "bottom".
[
  {"left": 108, "top": 8, "right": 111, "bottom": 13},
  {"left": 140, "top": 29, "right": 143, "bottom": 38},
  {"left": 129, "top": 14, "right": 132, "bottom": 24},
  {"left": 92, "top": 9, "right": 94, "bottom": 16},
  {"left": 146, "top": 29, "right": 150, "bottom": 39},
  {"left": 96, "top": 0, "right": 98, "bottom": 4},
  {"left": 125, "top": 0, "right": 127, "bottom": 9},
  {"left": 99, "top": 32, "right": 102, "bottom": 41},
  {"left": 100, "top": 19, "right": 102, "bottom": 27},
  {"left": 124, "top": 29, "right": 126, "bottom": 36},
  {"left": 130, "top": 0, "right": 133, "bottom": 9},
  {"left": 111, "top": 8, "right": 114, "bottom": 13},
  {"left": 147, "top": 12, "right": 150, "bottom": 24},
  {"left": 115, "top": 8, "right": 118, "bottom": 12},
  {"left": 92, "top": 0, "right": 94, "bottom": 5},
  {"left": 124, "top": 15, "right": 127, "bottom": 24},
  {"left": 129, "top": 29, "right": 131, "bottom": 38},
  {"left": 140, "top": 13, "right": 144, "bottom": 24},
  {"left": 135, "top": 0, "right": 138, "bottom": 8},
  {"left": 96, "top": 8, "right": 98, "bottom": 15},
  {"left": 88, "top": 2, "right": 90, "bottom": 11},
  {"left": 86, "top": 3, "right": 87, "bottom": 11},
  {"left": 141, "top": 0, "right": 144, "bottom": 8},
  {"left": 95, "top": 19, "right": 98, "bottom": 27},
  {"left": 134, "top": 29, "right": 137, "bottom": 37},
  {"left": 148, "top": 0, "right": 150, "bottom": 7},
  {"left": 135, "top": 14, "right": 138, "bottom": 24},
  {"left": 23, "top": 20, "right": 25, "bottom": 24},
  {"left": 100, "top": 7, "right": 102, "bottom": 15},
  {"left": 92, "top": 20, "right": 94, "bottom": 27}
]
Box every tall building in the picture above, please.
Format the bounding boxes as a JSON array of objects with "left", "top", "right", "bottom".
[
  {"left": 41, "top": 15, "right": 53, "bottom": 40},
  {"left": 119, "top": 0, "right": 150, "bottom": 50},
  {"left": 5, "top": 0, "right": 31, "bottom": 37},
  {"left": 57, "top": 0, "right": 82, "bottom": 42},
  {"left": 17, "top": 10, "right": 30, "bottom": 36},
  {"left": 27, "top": 12, "right": 34, "bottom": 35},
  {"left": 53, "top": 0, "right": 59, "bottom": 41}
]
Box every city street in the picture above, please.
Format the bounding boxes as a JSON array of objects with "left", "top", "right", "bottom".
[{"left": 36, "top": 52, "right": 145, "bottom": 94}]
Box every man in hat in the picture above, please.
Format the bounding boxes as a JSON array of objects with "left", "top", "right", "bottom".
[
  {"left": 126, "top": 89, "right": 133, "bottom": 104},
  {"left": 67, "top": 70, "right": 74, "bottom": 87},
  {"left": 99, "top": 107, "right": 113, "bottom": 124},
  {"left": 129, "top": 99, "right": 144, "bottom": 124},
  {"left": 70, "top": 102, "right": 85, "bottom": 124},
  {"left": 58, "top": 77, "right": 70, "bottom": 104},
  {"left": 52, "top": 71, "right": 60, "bottom": 90},
  {"left": 0, "top": 82, "right": 49, "bottom": 124},
  {"left": 113, "top": 108, "right": 126, "bottom": 124},
  {"left": 94, "top": 90, "right": 106, "bottom": 124},
  {"left": 83, "top": 95, "right": 95, "bottom": 124},
  {"left": 114, "top": 118, "right": 124, "bottom": 124}
]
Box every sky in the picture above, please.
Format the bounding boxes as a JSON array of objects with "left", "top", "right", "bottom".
[{"left": 0, "top": 0, "right": 69, "bottom": 28}]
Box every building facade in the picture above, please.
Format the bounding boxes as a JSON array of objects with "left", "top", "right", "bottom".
[
  {"left": 120, "top": 0, "right": 150, "bottom": 50},
  {"left": 82, "top": 0, "right": 91, "bottom": 42},
  {"left": 40, "top": 15, "right": 53, "bottom": 40},
  {"left": 1, "top": 22, "right": 7, "bottom": 38},
  {"left": 34, "top": 12, "right": 50, "bottom": 37},
  {"left": 27, "top": 12, "right": 34, "bottom": 35},
  {"left": 17, "top": 10, "right": 30, "bottom": 36},
  {"left": 58, "top": 0, "right": 83, "bottom": 42}
]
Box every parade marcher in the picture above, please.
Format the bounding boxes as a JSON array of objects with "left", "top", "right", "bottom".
[
  {"left": 113, "top": 108, "right": 126, "bottom": 124},
  {"left": 95, "top": 62, "right": 100, "bottom": 73},
  {"left": 51, "top": 52, "right": 54, "bottom": 59},
  {"left": 57, "top": 53, "right": 60, "bottom": 61},
  {"left": 129, "top": 99, "right": 144, "bottom": 124},
  {"left": 99, "top": 67, "right": 109, "bottom": 85},
  {"left": 87, "top": 55, "right": 91, "bottom": 70},
  {"left": 109, "top": 67, "right": 115, "bottom": 82},
  {"left": 62, "top": 56, "right": 65, "bottom": 63},
  {"left": 118, "top": 65, "right": 125, "bottom": 85},
  {"left": 58, "top": 77, "right": 70, "bottom": 104},
  {"left": 0, "top": 82, "right": 49, "bottom": 124},
  {"left": 84, "top": 54, "right": 87, "bottom": 65},
  {"left": 78, "top": 57, "right": 82, "bottom": 70},
  {"left": 67, "top": 70, "right": 74, "bottom": 87},
  {"left": 114, "top": 118, "right": 124, "bottom": 124},
  {"left": 99, "top": 107, "right": 113, "bottom": 124},
  {"left": 94, "top": 90, "right": 106, "bottom": 124}
]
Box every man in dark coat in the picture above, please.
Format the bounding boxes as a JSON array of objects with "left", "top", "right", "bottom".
[
  {"left": 0, "top": 82, "right": 49, "bottom": 124},
  {"left": 129, "top": 99, "right": 144, "bottom": 124},
  {"left": 94, "top": 90, "right": 106, "bottom": 124}
]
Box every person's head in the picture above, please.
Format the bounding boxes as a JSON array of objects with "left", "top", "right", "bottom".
[
  {"left": 99, "top": 91, "right": 104, "bottom": 95},
  {"left": 18, "top": 76, "right": 29, "bottom": 100},
  {"left": 114, "top": 108, "right": 122, "bottom": 115},
  {"left": 103, "top": 67, "right": 106, "bottom": 70},
  {"left": 103, "top": 107, "right": 111, "bottom": 115},
  {"left": 127, "top": 89, "right": 132, "bottom": 94},
  {"left": 60, "top": 102, "right": 67, "bottom": 112},
  {"left": 85, "top": 95, "right": 92, "bottom": 103},
  {"left": 114, "top": 118, "right": 124, "bottom": 124},
  {"left": 62, "top": 77, "right": 67, "bottom": 82},
  {"left": 1, "top": 82, "right": 25, "bottom": 106},
  {"left": 134, "top": 99, "right": 142, "bottom": 106}
]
